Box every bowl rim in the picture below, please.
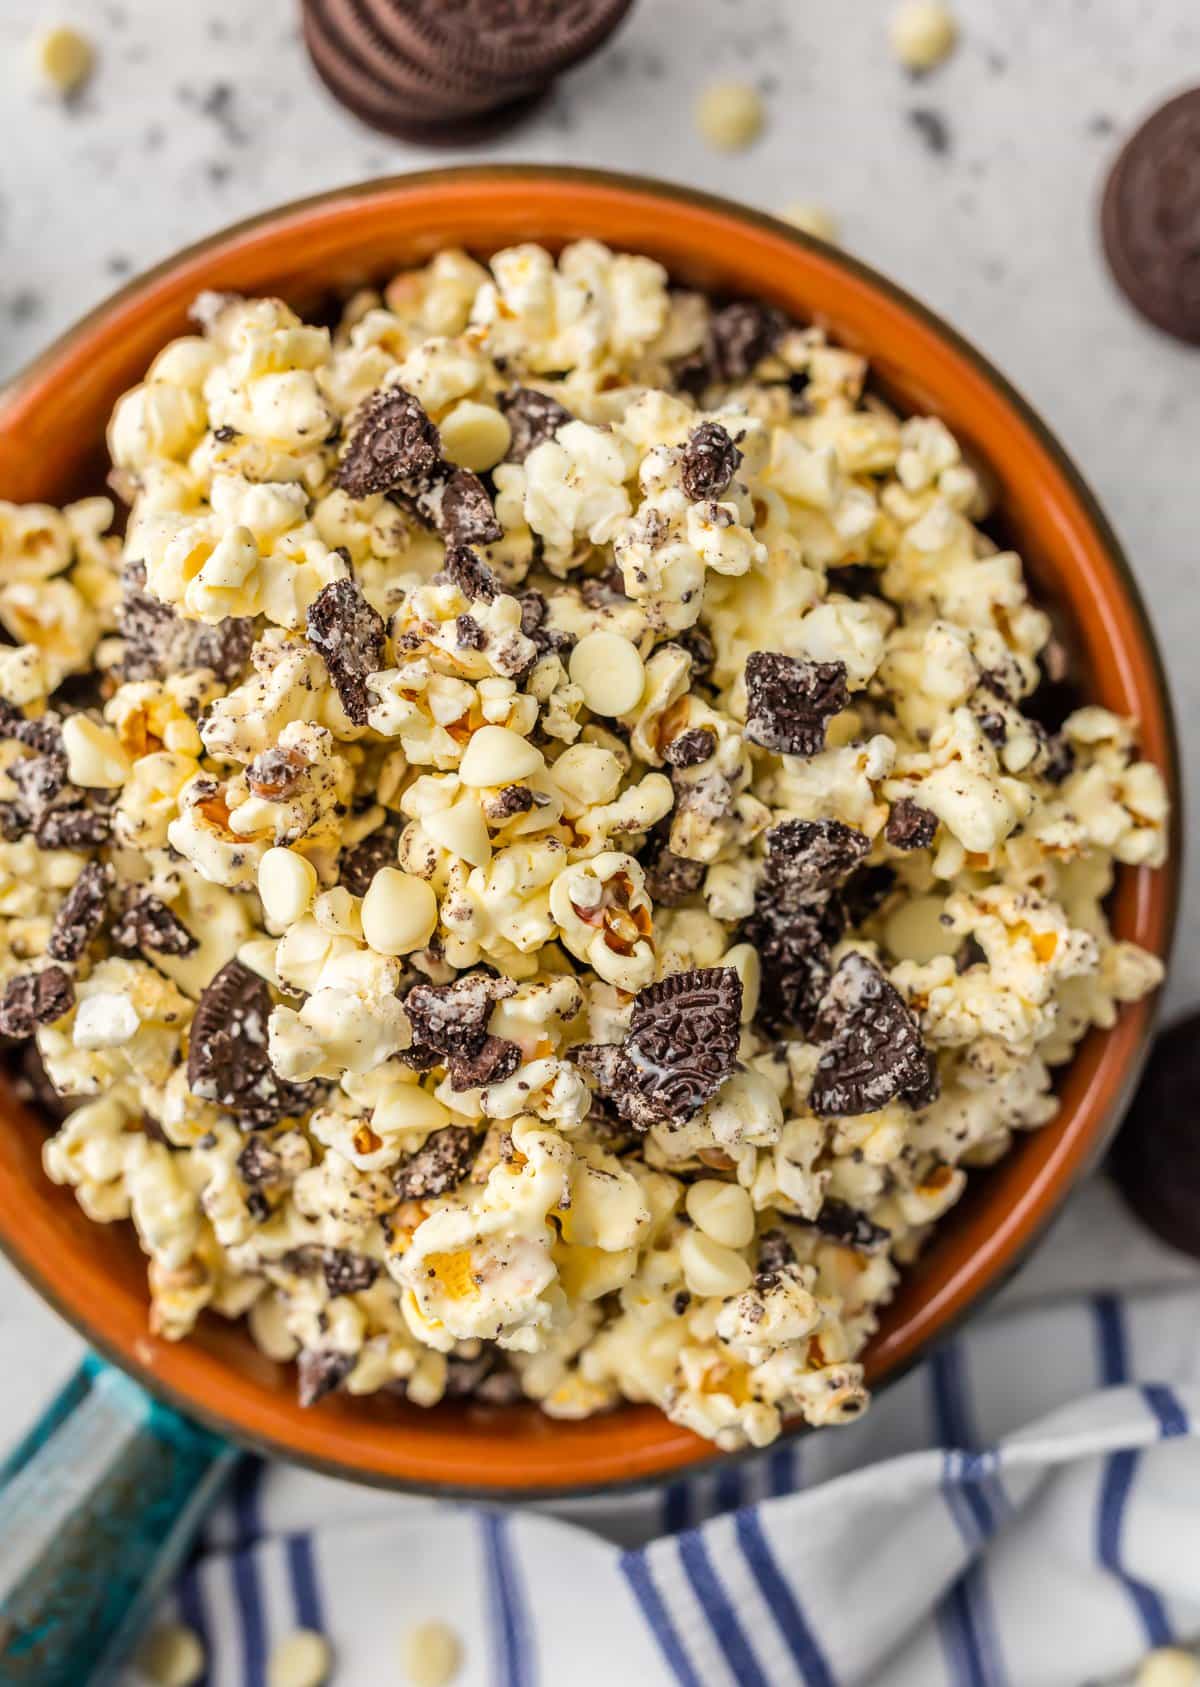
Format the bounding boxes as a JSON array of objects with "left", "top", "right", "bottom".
[{"left": 0, "top": 164, "right": 1181, "bottom": 1497}]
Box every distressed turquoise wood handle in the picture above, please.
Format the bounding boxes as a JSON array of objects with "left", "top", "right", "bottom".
[{"left": 0, "top": 1357, "right": 235, "bottom": 1685}]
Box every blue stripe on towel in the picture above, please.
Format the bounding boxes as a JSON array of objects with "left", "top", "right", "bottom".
[
  {"left": 620, "top": 1550, "right": 703, "bottom": 1687},
  {"left": 284, "top": 1532, "right": 325, "bottom": 1635},
  {"left": 677, "top": 1528, "right": 769, "bottom": 1687},
  {"left": 734, "top": 1509, "right": 835, "bottom": 1687},
  {"left": 713, "top": 1461, "right": 745, "bottom": 1517},
  {"left": 662, "top": 1482, "right": 692, "bottom": 1535},
  {"left": 1092, "top": 1297, "right": 1172, "bottom": 1647},
  {"left": 481, "top": 1512, "right": 534, "bottom": 1687},
  {"left": 175, "top": 1552, "right": 212, "bottom": 1687},
  {"left": 1143, "top": 1382, "right": 1189, "bottom": 1440},
  {"left": 229, "top": 1460, "right": 268, "bottom": 1687},
  {"left": 767, "top": 1437, "right": 802, "bottom": 1498}
]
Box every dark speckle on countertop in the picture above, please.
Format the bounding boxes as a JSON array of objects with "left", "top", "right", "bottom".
[{"left": 908, "top": 108, "right": 953, "bottom": 157}]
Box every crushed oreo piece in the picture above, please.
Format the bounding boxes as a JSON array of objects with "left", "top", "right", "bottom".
[
  {"left": 516, "top": 590, "right": 574, "bottom": 665},
  {"left": 335, "top": 386, "right": 444, "bottom": 498},
  {"left": 745, "top": 652, "right": 849, "bottom": 757},
  {"left": 187, "top": 959, "right": 314, "bottom": 1129},
  {"left": 296, "top": 1348, "right": 354, "bottom": 1408},
  {"left": 112, "top": 890, "right": 198, "bottom": 958},
  {"left": 885, "top": 798, "right": 938, "bottom": 852},
  {"left": 643, "top": 844, "right": 705, "bottom": 907},
  {"left": 812, "top": 1199, "right": 891, "bottom": 1252},
  {"left": 763, "top": 818, "right": 870, "bottom": 909},
  {"left": 707, "top": 300, "right": 788, "bottom": 383},
  {"left": 1038, "top": 730, "right": 1076, "bottom": 785},
  {"left": 743, "top": 902, "right": 834, "bottom": 1037},
  {"left": 456, "top": 613, "right": 486, "bottom": 651},
  {"left": 443, "top": 543, "right": 501, "bottom": 604},
  {"left": 437, "top": 470, "right": 503, "bottom": 548},
  {"left": 677, "top": 623, "right": 717, "bottom": 683},
  {"left": 338, "top": 820, "right": 400, "bottom": 896},
  {"left": 9, "top": 750, "right": 67, "bottom": 816},
  {"left": 246, "top": 745, "right": 308, "bottom": 801},
  {"left": 236, "top": 1133, "right": 282, "bottom": 1189},
  {"left": 756, "top": 1227, "right": 796, "bottom": 1282},
  {"left": 664, "top": 726, "right": 716, "bottom": 769},
  {"left": 825, "top": 563, "right": 885, "bottom": 600},
  {"left": 34, "top": 807, "right": 111, "bottom": 851},
  {"left": 582, "top": 967, "right": 742, "bottom": 1130},
  {"left": 449, "top": 1033, "right": 521, "bottom": 1091},
  {"left": 955, "top": 935, "right": 987, "bottom": 974},
  {"left": 978, "top": 710, "right": 1008, "bottom": 747},
  {"left": 118, "top": 561, "right": 253, "bottom": 683},
  {"left": 0, "top": 704, "right": 63, "bottom": 758},
  {"left": 392, "top": 1124, "right": 479, "bottom": 1200},
  {"left": 490, "top": 784, "right": 535, "bottom": 821},
  {"left": 0, "top": 802, "right": 28, "bottom": 841},
  {"left": 809, "top": 952, "right": 939, "bottom": 1117},
  {"left": 322, "top": 1248, "right": 379, "bottom": 1297},
  {"left": 306, "top": 578, "right": 387, "bottom": 726},
  {"left": 499, "top": 386, "right": 573, "bottom": 463},
  {"left": 839, "top": 863, "right": 898, "bottom": 929},
  {"left": 579, "top": 564, "right": 630, "bottom": 609},
  {"left": 47, "top": 860, "right": 111, "bottom": 964},
  {"left": 0, "top": 966, "right": 75, "bottom": 1039},
  {"left": 679, "top": 422, "right": 743, "bottom": 502}
]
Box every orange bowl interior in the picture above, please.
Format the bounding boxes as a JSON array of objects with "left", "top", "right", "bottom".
[{"left": 0, "top": 168, "right": 1179, "bottom": 1493}]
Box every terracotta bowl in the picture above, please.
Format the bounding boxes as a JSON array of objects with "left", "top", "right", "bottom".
[{"left": 0, "top": 167, "right": 1180, "bottom": 1495}]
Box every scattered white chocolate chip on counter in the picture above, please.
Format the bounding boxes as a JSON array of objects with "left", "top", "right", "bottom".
[
  {"left": 266, "top": 1629, "right": 333, "bottom": 1687},
  {"left": 32, "top": 24, "right": 94, "bottom": 96},
  {"left": 1137, "top": 1651, "right": 1200, "bottom": 1687},
  {"left": 780, "top": 203, "right": 840, "bottom": 244},
  {"left": 889, "top": 0, "right": 958, "bottom": 73},
  {"left": 695, "top": 81, "right": 765, "bottom": 152},
  {"left": 134, "top": 1621, "right": 207, "bottom": 1687},
  {"left": 402, "top": 1620, "right": 463, "bottom": 1687},
  {"left": 569, "top": 631, "right": 646, "bottom": 717},
  {"left": 361, "top": 867, "right": 438, "bottom": 956}
]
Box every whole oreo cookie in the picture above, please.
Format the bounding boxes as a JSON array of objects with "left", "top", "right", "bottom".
[
  {"left": 1110, "top": 1012, "right": 1200, "bottom": 1261},
  {"left": 321, "top": 0, "right": 542, "bottom": 115},
  {"left": 1101, "top": 88, "right": 1200, "bottom": 345},
  {"left": 382, "top": 0, "right": 634, "bottom": 86}
]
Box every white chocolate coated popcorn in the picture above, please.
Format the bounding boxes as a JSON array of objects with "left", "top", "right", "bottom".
[{"left": 11, "top": 240, "right": 1166, "bottom": 1455}]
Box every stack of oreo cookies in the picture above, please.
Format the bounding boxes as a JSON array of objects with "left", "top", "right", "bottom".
[{"left": 302, "top": 0, "right": 634, "bottom": 144}]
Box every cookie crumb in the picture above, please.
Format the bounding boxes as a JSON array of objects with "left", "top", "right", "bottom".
[
  {"left": 135, "top": 1621, "right": 206, "bottom": 1687},
  {"left": 32, "top": 25, "right": 94, "bottom": 96},
  {"left": 696, "top": 82, "right": 765, "bottom": 152},
  {"left": 402, "top": 1620, "right": 462, "bottom": 1687},
  {"left": 267, "top": 1629, "right": 333, "bottom": 1687},
  {"left": 889, "top": 1, "right": 958, "bottom": 73}
]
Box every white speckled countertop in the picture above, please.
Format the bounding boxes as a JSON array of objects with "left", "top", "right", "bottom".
[{"left": 0, "top": 0, "right": 1196, "bottom": 1450}]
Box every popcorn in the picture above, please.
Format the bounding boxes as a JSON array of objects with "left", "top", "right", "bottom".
[{"left": 9, "top": 239, "right": 1167, "bottom": 1454}]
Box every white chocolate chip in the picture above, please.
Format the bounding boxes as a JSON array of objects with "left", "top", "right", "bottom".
[
  {"left": 402, "top": 1620, "right": 462, "bottom": 1687},
  {"left": 423, "top": 794, "right": 492, "bottom": 866},
  {"left": 62, "top": 715, "right": 131, "bottom": 788},
  {"left": 695, "top": 81, "right": 765, "bottom": 151},
  {"left": 258, "top": 848, "right": 318, "bottom": 929},
  {"left": 1137, "top": 1652, "right": 1200, "bottom": 1687},
  {"left": 135, "top": 1621, "right": 206, "bottom": 1687},
  {"left": 439, "top": 401, "right": 512, "bottom": 473},
  {"left": 686, "top": 1179, "right": 755, "bottom": 1250},
  {"left": 780, "top": 203, "right": 840, "bottom": 244},
  {"left": 458, "top": 724, "right": 545, "bottom": 786},
  {"left": 722, "top": 942, "right": 761, "bottom": 1023},
  {"left": 362, "top": 867, "right": 438, "bottom": 956},
  {"left": 680, "top": 1228, "right": 753, "bottom": 1298},
  {"left": 33, "top": 25, "right": 94, "bottom": 95},
  {"left": 569, "top": 632, "right": 645, "bottom": 718},
  {"left": 266, "top": 1630, "right": 332, "bottom": 1687},
  {"left": 889, "top": 0, "right": 958, "bottom": 72}
]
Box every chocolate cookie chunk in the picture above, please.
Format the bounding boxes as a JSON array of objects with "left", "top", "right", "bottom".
[
  {"left": 663, "top": 727, "right": 717, "bottom": 769},
  {"left": 246, "top": 745, "right": 308, "bottom": 801},
  {"left": 34, "top": 807, "right": 111, "bottom": 851},
  {"left": 679, "top": 422, "right": 742, "bottom": 502},
  {"left": 885, "top": 798, "right": 938, "bottom": 852},
  {"left": 809, "top": 952, "right": 939, "bottom": 1117},
  {"left": 706, "top": 300, "right": 788, "bottom": 383},
  {"left": 392, "top": 1123, "right": 479, "bottom": 1199},
  {"left": 641, "top": 825, "right": 706, "bottom": 907},
  {"left": 1102, "top": 89, "right": 1200, "bottom": 344},
  {"left": 117, "top": 561, "right": 254, "bottom": 685},
  {"left": 47, "top": 860, "right": 111, "bottom": 964},
  {"left": 306, "top": 578, "right": 387, "bottom": 726},
  {"left": 0, "top": 966, "right": 74, "bottom": 1039},
  {"left": 811, "top": 1198, "right": 891, "bottom": 1252},
  {"left": 338, "top": 818, "right": 401, "bottom": 895},
  {"left": 296, "top": 1347, "right": 354, "bottom": 1408},
  {"left": 402, "top": 972, "right": 518, "bottom": 1087},
  {"left": 321, "top": 1248, "right": 379, "bottom": 1297},
  {"left": 384, "top": 0, "right": 634, "bottom": 86},
  {"left": 579, "top": 967, "right": 742, "bottom": 1129},
  {"left": 112, "top": 890, "right": 198, "bottom": 958},
  {"left": 442, "top": 542, "right": 501, "bottom": 604},
  {"left": 500, "top": 386, "right": 573, "bottom": 462},
  {"left": 187, "top": 959, "right": 313, "bottom": 1129},
  {"left": 744, "top": 652, "right": 849, "bottom": 757},
  {"left": 742, "top": 901, "right": 835, "bottom": 1037},
  {"left": 436, "top": 469, "right": 503, "bottom": 548},
  {"left": 762, "top": 818, "right": 870, "bottom": 909},
  {"left": 448, "top": 1032, "right": 521, "bottom": 1091},
  {"left": 1110, "top": 1012, "right": 1200, "bottom": 1260},
  {"left": 335, "top": 386, "right": 444, "bottom": 498}
]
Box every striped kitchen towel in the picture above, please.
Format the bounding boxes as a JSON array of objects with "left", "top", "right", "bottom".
[{"left": 133, "top": 1181, "right": 1200, "bottom": 1687}]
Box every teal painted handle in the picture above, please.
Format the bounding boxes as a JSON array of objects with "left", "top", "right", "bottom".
[{"left": 0, "top": 1357, "right": 235, "bottom": 1685}]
